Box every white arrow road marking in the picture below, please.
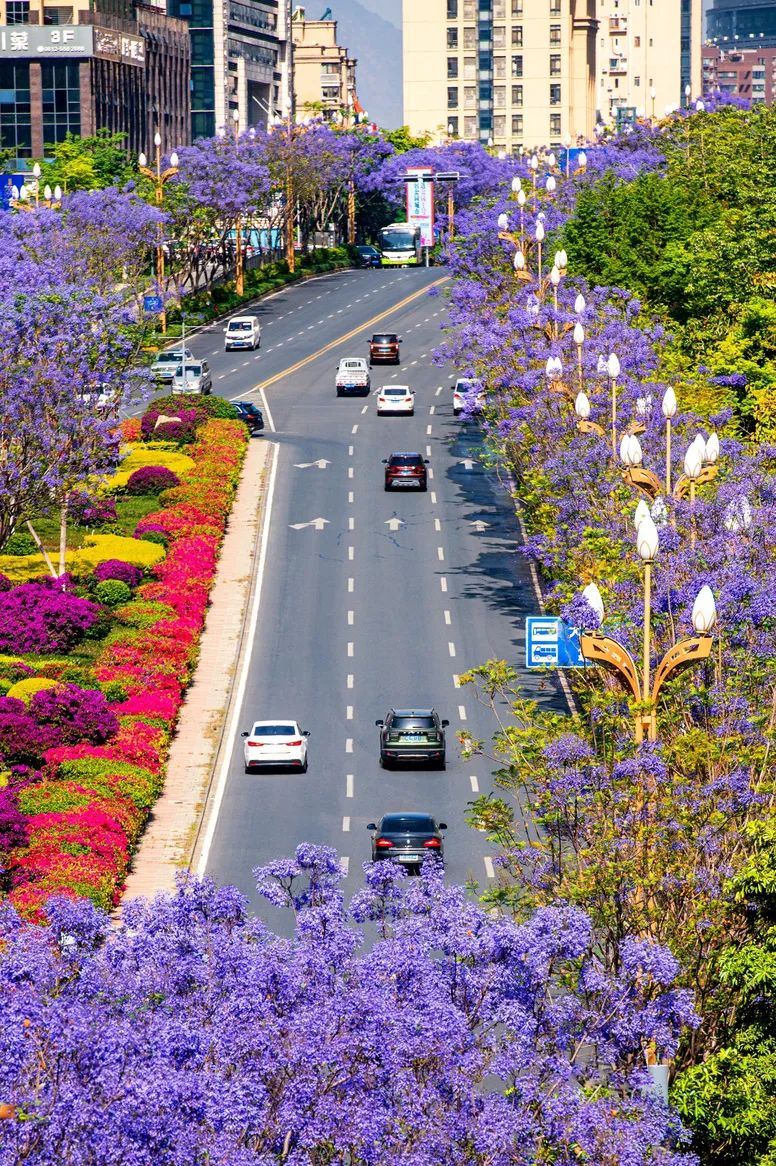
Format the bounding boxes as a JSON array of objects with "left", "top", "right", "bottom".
[
  {"left": 293, "top": 459, "right": 331, "bottom": 469},
  {"left": 470, "top": 520, "right": 489, "bottom": 532},
  {"left": 385, "top": 517, "right": 405, "bottom": 531},
  {"left": 460, "top": 459, "right": 476, "bottom": 470},
  {"left": 289, "top": 517, "right": 330, "bottom": 530}
]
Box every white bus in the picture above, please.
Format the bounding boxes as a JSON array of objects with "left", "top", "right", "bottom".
[{"left": 377, "top": 223, "right": 422, "bottom": 267}]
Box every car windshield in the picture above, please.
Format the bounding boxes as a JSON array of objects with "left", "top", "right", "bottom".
[
  {"left": 342, "top": 360, "right": 362, "bottom": 368},
  {"left": 229, "top": 321, "right": 252, "bottom": 331},
  {"left": 254, "top": 724, "right": 296, "bottom": 736},
  {"left": 390, "top": 455, "right": 422, "bottom": 466},
  {"left": 392, "top": 716, "right": 436, "bottom": 730},
  {"left": 381, "top": 814, "right": 435, "bottom": 833},
  {"left": 384, "top": 388, "right": 409, "bottom": 396},
  {"left": 176, "top": 364, "right": 202, "bottom": 377},
  {"left": 157, "top": 352, "right": 184, "bottom": 364},
  {"left": 372, "top": 334, "right": 397, "bottom": 344}
]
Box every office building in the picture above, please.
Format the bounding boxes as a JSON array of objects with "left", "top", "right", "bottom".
[
  {"left": 702, "top": 42, "right": 776, "bottom": 102},
  {"left": 0, "top": 0, "right": 190, "bottom": 163},
  {"left": 291, "top": 5, "right": 358, "bottom": 123},
  {"left": 707, "top": 0, "right": 776, "bottom": 50},
  {"left": 596, "top": 0, "right": 702, "bottom": 127},
  {"left": 166, "top": 0, "right": 292, "bottom": 140},
  {"left": 403, "top": 0, "right": 598, "bottom": 153}
]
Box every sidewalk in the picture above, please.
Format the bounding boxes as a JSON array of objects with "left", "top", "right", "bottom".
[{"left": 121, "top": 435, "right": 271, "bottom": 902}]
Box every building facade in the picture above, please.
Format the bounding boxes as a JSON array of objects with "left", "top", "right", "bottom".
[
  {"left": 166, "top": 0, "right": 292, "bottom": 140},
  {"left": 0, "top": 0, "right": 190, "bottom": 163},
  {"left": 596, "top": 0, "right": 702, "bottom": 127},
  {"left": 707, "top": 0, "right": 776, "bottom": 50},
  {"left": 403, "top": 0, "right": 598, "bottom": 153},
  {"left": 702, "top": 42, "right": 776, "bottom": 102},
  {"left": 403, "top": 0, "right": 704, "bottom": 151},
  {"left": 291, "top": 5, "right": 357, "bottom": 123}
]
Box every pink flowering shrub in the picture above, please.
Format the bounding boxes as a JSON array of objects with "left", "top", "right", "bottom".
[
  {"left": 125, "top": 465, "right": 181, "bottom": 496},
  {"left": 0, "top": 685, "right": 118, "bottom": 767},
  {"left": 7, "top": 418, "right": 248, "bottom": 917},
  {"left": 0, "top": 582, "right": 100, "bottom": 654}
]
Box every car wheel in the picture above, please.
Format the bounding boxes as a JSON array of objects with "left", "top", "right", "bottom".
[
  {"left": 420, "top": 482, "right": 428, "bottom": 492},
  {"left": 379, "top": 755, "right": 390, "bottom": 769},
  {"left": 409, "top": 409, "right": 414, "bottom": 416},
  {"left": 244, "top": 764, "right": 250, "bottom": 774},
  {"left": 301, "top": 758, "right": 308, "bottom": 773},
  {"left": 384, "top": 483, "right": 391, "bottom": 492},
  {"left": 437, "top": 758, "right": 447, "bottom": 771}
]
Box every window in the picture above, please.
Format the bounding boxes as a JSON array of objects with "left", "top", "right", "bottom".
[
  {"left": 634, "top": 75, "right": 640, "bottom": 86},
  {"left": 550, "top": 113, "right": 561, "bottom": 135},
  {"left": 550, "top": 82, "right": 561, "bottom": 105},
  {"left": 550, "top": 0, "right": 560, "bottom": 12},
  {"left": 464, "top": 115, "right": 478, "bottom": 135},
  {"left": 511, "top": 26, "right": 522, "bottom": 46},
  {"left": 447, "top": 0, "right": 458, "bottom": 15},
  {"left": 511, "top": 54, "right": 523, "bottom": 76},
  {"left": 550, "top": 23, "right": 561, "bottom": 45},
  {"left": 447, "top": 115, "right": 459, "bottom": 135},
  {"left": 512, "top": 83, "right": 523, "bottom": 104},
  {"left": 464, "top": 27, "right": 476, "bottom": 48},
  {"left": 0, "top": 60, "right": 31, "bottom": 158},
  {"left": 494, "top": 85, "right": 506, "bottom": 107},
  {"left": 6, "top": 1, "right": 29, "bottom": 23},
  {"left": 41, "top": 61, "right": 80, "bottom": 146},
  {"left": 494, "top": 56, "right": 506, "bottom": 78},
  {"left": 447, "top": 57, "right": 459, "bottom": 78},
  {"left": 447, "top": 86, "right": 459, "bottom": 107},
  {"left": 511, "top": 0, "right": 522, "bottom": 12},
  {"left": 550, "top": 54, "right": 561, "bottom": 76},
  {"left": 493, "top": 25, "right": 505, "bottom": 48},
  {"left": 511, "top": 113, "right": 523, "bottom": 134},
  {"left": 447, "top": 27, "right": 458, "bottom": 47},
  {"left": 464, "top": 85, "right": 477, "bottom": 107},
  {"left": 634, "top": 35, "right": 640, "bottom": 46}
]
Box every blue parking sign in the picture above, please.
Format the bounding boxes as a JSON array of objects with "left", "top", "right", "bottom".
[
  {"left": 526, "top": 617, "right": 588, "bottom": 669},
  {"left": 143, "top": 294, "right": 163, "bottom": 314}
]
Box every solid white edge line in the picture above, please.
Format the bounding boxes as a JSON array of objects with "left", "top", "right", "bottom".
[{"left": 195, "top": 440, "right": 280, "bottom": 876}]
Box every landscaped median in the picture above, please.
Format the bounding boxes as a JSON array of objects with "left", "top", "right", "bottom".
[{"left": 0, "top": 398, "right": 248, "bottom": 918}]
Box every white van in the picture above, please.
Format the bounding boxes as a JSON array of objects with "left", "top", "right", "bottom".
[{"left": 224, "top": 315, "right": 262, "bottom": 351}]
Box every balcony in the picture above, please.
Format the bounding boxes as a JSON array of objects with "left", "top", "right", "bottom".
[
  {"left": 609, "top": 16, "right": 626, "bottom": 34},
  {"left": 608, "top": 57, "right": 628, "bottom": 74}
]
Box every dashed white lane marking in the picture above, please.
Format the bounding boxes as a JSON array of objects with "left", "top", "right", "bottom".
[
  {"left": 453, "top": 674, "right": 460, "bottom": 687},
  {"left": 444, "top": 610, "right": 451, "bottom": 625},
  {"left": 348, "top": 547, "right": 354, "bottom": 561},
  {"left": 429, "top": 405, "right": 436, "bottom": 415},
  {"left": 470, "top": 774, "right": 479, "bottom": 793},
  {"left": 348, "top": 491, "right": 354, "bottom": 504},
  {"left": 347, "top": 674, "right": 354, "bottom": 689},
  {"left": 434, "top": 519, "right": 442, "bottom": 532},
  {"left": 484, "top": 857, "right": 495, "bottom": 879},
  {"left": 361, "top": 404, "right": 369, "bottom": 414},
  {"left": 346, "top": 738, "right": 353, "bottom": 753},
  {"left": 346, "top": 705, "right": 353, "bottom": 720},
  {"left": 437, "top": 547, "right": 445, "bottom": 561},
  {"left": 448, "top": 373, "right": 455, "bottom": 380},
  {"left": 449, "top": 642, "right": 456, "bottom": 657},
  {"left": 348, "top": 577, "right": 354, "bottom": 592},
  {"left": 348, "top": 517, "right": 355, "bottom": 531},
  {"left": 435, "top": 386, "right": 443, "bottom": 396},
  {"left": 348, "top": 610, "right": 354, "bottom": 625},
  {"left": 218, "top": 373, "right": 226, "bottom": 380},
  {"left": 327, "top": 313, "right": 334, "bottom": 319},
  {"left": 426, "top": 445, "right": 432, "bottom": 456},
  {"left": 341, "top": 856, "right": 350, "bottom": 875},
  {"left": 428, "top": 468, "right": 434, "bottom": 479},
  {"left": 230, "top": 367, "right": 238, "bottom": 373},
  {"left": 342, "top": 816, "right": 351, "bottom": 832},
  {"left": 430, "top": 491, "right": 437, "bottom": 504},
  {"left": 441, "top": 577, "right": 448, "bottom": 592},
  {"left": 349, "top": 444, "right": 354, "bottom": 455},
  {"left": 458, "top": 705, "right": 467, "bottom": 721},
  {"left": 426, "top": 424, "right": 433, "bottom": 435},
  {"left": 242, "top": 360, "right": 250, "bottom": 366},
  {"left": 346, "top": 774, "right": 354, "bottom": 797},
  {"left": 410, "top": 360, "right": 418, "bottom": 366},
  {"left": 351, "top": 424, "right": 359, "bottom": 434},
  {"left": 348, "top": 467, "right": 354, "bottom": 479},
  {"left": 347, "top": 642, "right": 354, "bottom": 657}
]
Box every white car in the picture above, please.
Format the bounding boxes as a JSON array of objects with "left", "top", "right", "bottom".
[
  {"left": 453, "top": 378, "right": 485, "bottom": 417},
  {"left": 377, "top": 385, "right": 415, "bottom": 415},
  {"left": 241, "top": 720, "right": 310, "bottom": 773},
  {"left": 224, "top": 315, "right": 262, "bottom": 351}
]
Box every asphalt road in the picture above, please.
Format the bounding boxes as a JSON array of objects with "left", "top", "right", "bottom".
[{"left": 175, "top": 267, "right": 567, "bottom": 919}]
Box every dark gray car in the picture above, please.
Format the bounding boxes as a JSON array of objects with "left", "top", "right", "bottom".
[
  {"left": 376, "top": 708, "right": 449, "bottom": 769},
  {"left": 367, "top": 812, "right": 447, "bottom": 867}
]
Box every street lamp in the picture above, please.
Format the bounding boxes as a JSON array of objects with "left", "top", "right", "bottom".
[
  {"left": 580, "top": 526, "right": 716, "bottom": 742},
  {"left": 649, "top": 85, "right": 657, "bottom": 122},
  {"left": 685, "top": 83, "right": 692, "bottom": 107},
  {"left": 573, "top": 321, "right": 585, "bottom": 390},
  {"left": 232, "top": 109, "right": 245, "bottom": 297},
  {"left": 607, "top": 352, "right": 621, "bottom": 457},
  {"left": 138, "top": 131, "right": 179, "bottom": 334},
  {"left": 435, "top": 170, "right": 461, "bottom": 239}
]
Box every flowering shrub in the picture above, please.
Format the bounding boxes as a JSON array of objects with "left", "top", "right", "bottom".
[
  {"left": 0, "top": 573, "right": 12, "bottom": 591},
  {"left": 0, "top": 533, "right": 165, "bottom": 584},
  {"left": 108, "top": 447, "right": 194, "bottom": 491},
  {"left": 124, "top": 465, "right": 181, "bottom": 496},
  {"left": 5, "top": 677, "right": 58, "bottom": 703},
  {"left": 93, "top": 560, "right": 143, "bottom": 589},
  {"left": 6, "top": 419, "right": 247, "bottom": 915},
  {"left": 67, "top": 491, "right": 117, "bottom": 527},
  {"left": 0, "top": 582, "right": 99, "bottom": 654},
  {"left": 94, "top": 579, "right": 132, "bottom": 607},
  {"left": 140, "top": 408, "right": 200, "bottom": 444},
  {"left": 31, "top": 684, "right": 119, "bottom": 747},
  {"left": 0, "top": 786, "right": 26, "bottom": 859}
]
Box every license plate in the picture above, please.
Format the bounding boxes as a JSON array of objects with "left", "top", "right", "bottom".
[
  {"left": 403, "top": 734, "right": 424, "bottom": 742},
  {"left": 397, "top": 854, "right": 418, "bottom": 863}
]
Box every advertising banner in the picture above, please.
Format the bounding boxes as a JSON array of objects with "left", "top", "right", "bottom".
[{"left": 405, "top": 167, "right": 434, "bottom": 248}]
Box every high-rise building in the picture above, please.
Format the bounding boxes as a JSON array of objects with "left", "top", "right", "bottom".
[
  {"left": 291, "top": 6, "right": 358, "bottom": 124},
  {"left": 166, "top": 0, "right": 292, "bottom": 140},
  {"left": 703, "top": 42, "right": 776, "bottom": 102},
  {"left": 402, "top": 0, "right": 598, "bottom": 154},
  {"left": 0, "top": 0, "right": 190, "bottom": 163},
  {"left": 596, "top": 0, "right": 702, "bottom": 127},
  {"left": 707, "top": 0, "right": 776, "bottom": 50}
]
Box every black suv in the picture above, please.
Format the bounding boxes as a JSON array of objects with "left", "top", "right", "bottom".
[
  {"left": 233, "top": 401, "right": 265, "bottom": 434},
  {"left": 376, "top": 708, "right": 449, "bottom": 769},
  {"left": 354, "top": 244, "right": 381, "bottom": 268}
]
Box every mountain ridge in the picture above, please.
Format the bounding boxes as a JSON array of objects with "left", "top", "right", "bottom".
[{"left": 325, "top": 0, "right": 403, "bottom": 128}]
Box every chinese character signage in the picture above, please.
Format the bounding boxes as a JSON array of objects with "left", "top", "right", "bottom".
[
  {"left": 525, "top": 617, "right": 590, "bottom": 669},
  {"left": 405, "top": 167, "right": 434, "bottom": 249},
  {"left": 94, "top": 27, "right": 145, "bottom": 66},
  {"left": 0, "top": 25, "right": 94, "bottom": 56}
]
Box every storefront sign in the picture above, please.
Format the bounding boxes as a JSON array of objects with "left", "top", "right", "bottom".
[
  {"left": 94, "top": 27, "right": 145, "bottom": 67},
  {"left": 0, "top": 25, "right": 94, "bottom": 56}
]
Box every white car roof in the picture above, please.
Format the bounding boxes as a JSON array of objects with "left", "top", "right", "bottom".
[{"left": 229, "top": 315, "right": 259, "bottom": 324}]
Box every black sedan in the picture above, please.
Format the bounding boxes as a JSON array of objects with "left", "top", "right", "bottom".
[
  {"left": 353, "top": 244, "right": 382, "bottom": 268},
  {"left": 367, "top": 813, "right": 447, "bottom": 867},
  {"left": 233, "top": 401, "right": 265, "bottom": 434}
]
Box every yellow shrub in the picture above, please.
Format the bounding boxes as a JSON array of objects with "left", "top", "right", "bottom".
[
  {"left": 107, "top": 447, "right": 196, "bottom": 490},
  {"left": 6, "top": 677, "right": 59, "bottom": 703},
  {"left": 0, "top": 534, "right": 164, "bottom": 582}
]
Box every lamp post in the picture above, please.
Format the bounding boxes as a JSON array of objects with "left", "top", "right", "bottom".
[
  {"left": 573, "top": 321, "right": 584, "bottom": 391},
  {"left": 435, "top": 170, "right": 460, "bottom": 240},
  {"left": 607, "top": 352, "right": 621, "bottom": 457},
  {"left": 649, "top": 85, "right": 657, "bottom": 122},
  {"left": 231, "top": 109, "right": 246, "bottom": 297},
  {"left": 580, "top": 523, "right": 716, "bottom": 742},
  {"left": 662, "top": 386, "right": 677, "bottom": 493},
  {"left": 138, "top": 131, "right": 179, "bottom": 335}
]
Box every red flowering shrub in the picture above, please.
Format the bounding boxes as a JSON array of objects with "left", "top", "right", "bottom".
[
  {"left": 93, "top": 560, "right": 144, "bottom": 589},
  {"left": 125, "top": 465, "right": 181, "bottom": 496},
  {"left": 0, "top": 583, "right": 100, "bottom": 654}
]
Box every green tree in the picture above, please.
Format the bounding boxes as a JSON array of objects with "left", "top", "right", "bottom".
[
  {"left": 39, "top": 130, "right": 134, "bottom": 192},
  {"left": 383, "top": 125, "right": 432, "bottom": 153}
]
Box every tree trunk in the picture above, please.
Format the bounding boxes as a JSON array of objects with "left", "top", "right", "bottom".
[
  {"left": 58, "top": 498, "right": 68, "bottom": 577},
  {"left": 25, "top": 520, "right": 57, "bottom": 579}
]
